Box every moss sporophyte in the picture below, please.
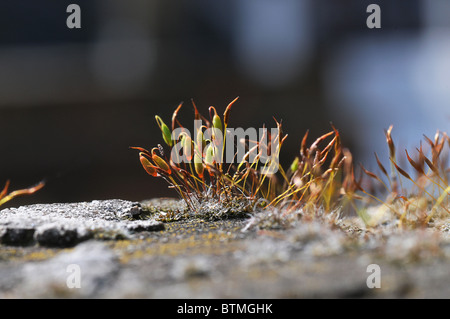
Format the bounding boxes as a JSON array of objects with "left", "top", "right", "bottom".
[{"left": 133, "top": 98, "right": 449, "bottom": 228}]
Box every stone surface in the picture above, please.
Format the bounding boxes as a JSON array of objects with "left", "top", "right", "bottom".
[
  {"left": 0, "top": 199, "right": 163, "bottom": 247},
  {"left": 0, "top": 228, "right": 35, "bottom": 246},
  {"left": 16, "top": 241, "right": 119, "bottom": 298},
  {"left": 0, "top": 199, "right": 449, "bottom": 298}
]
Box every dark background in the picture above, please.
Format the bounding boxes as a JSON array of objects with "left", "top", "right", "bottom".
[{"left": 0, "top": 0, "right": 448, "bottom": 207}]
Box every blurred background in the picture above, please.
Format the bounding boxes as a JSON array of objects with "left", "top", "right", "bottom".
[{"left": 0, "top": 0, "right": 449, "bottom": 207}]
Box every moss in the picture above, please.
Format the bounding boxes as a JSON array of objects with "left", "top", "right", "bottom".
[
  {"left": 116, "top": 236, "right": 243, "bottom": 264},
  {"left": 109, "top": 218, "right": 250, "bottom": 264},
  {"left": 140, "top": 196, "right": 253, "bottom": 223},
  {"left": 21, "top": 250, "right": 62, "bottom": 261},
  {"left": 92, "top": 229, "right": 128, "bottom": 241},
  {"left": 0, "top": 245, "right": 69, "bottom": 262}
]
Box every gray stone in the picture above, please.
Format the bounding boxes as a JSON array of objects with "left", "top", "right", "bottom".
[
  {"left": 34, "top": 224, "right": 89, "bottom": 248},
  {"left": 0, "top": 227, "right": 35, "bottom": 246},
  {"left": 126, "top": 219, "right": 165, "bottom": 233},
  {"left": 1, "top": 199, "right": 449, "bottom": 298},
  {"left": 0, "top": 199, "right": 164, "bottom": 247},
  {"left": 17, "top": 241, "right": 119, "bottom": 298}
]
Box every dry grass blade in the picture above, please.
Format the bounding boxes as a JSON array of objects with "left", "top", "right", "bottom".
[
  {"left": 330, "top": 148, "right": 343, "bottom": 170},
  {"left": 300, "top": 130, "right": 309, "bottom": 157},
  {"left": 374, "top": 152, "right": 389, "bottom": 179},
  {"left": 390, "top": 158, "right": 411, "bottom": 180},
  {"left": 171, "top": 102, "right": 184, "bottom": 131},
  {"left": 423, "top": 154, "right": 439, "bottom": 175},
  {"left": 308, "top": 131, "right": 334, "bottom": 156},
  {"left": 405, "top": 149, "right": 425, "bottom": 175},
  {"left": 360, "top": 163, "right": 384, "bottom": 184},
  {"left": 223, "top": 96, "right": 239, "bottom": 127},
  {"left": 385, "top": 125, "right": 396, "bottom": 159}
]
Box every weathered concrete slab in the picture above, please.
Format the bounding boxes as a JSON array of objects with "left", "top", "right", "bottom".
[
  {"left": 0, "top": 199, "right": 449, "bottom": 298},
  {"left": 0, "top": 200, "right": 164, "bottom": 247}
]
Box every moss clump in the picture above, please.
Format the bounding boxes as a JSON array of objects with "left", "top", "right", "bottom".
[
  {"left": 140, "top": 196, "right": 254, "bottom": 222},
  {"left": 109, "top": 218, "right": 249, "bottom": 264},
  {"left": 0, "top": 246, "right": 69, "bottom": 262}
]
